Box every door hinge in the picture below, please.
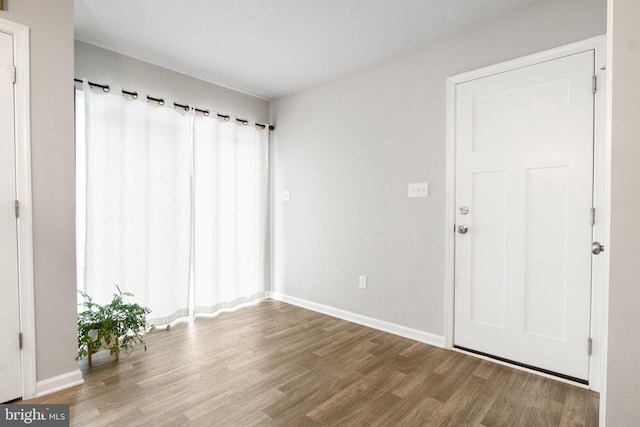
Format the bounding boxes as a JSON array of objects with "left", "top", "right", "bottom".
[
  {"left": 19, "top": 333, "right": 23, "bottom": 350},
  {"left": 588, "top": 337, "right": 593, "bottom": 356},
  {"left": 590, "top": 207, "right": 595, "bottom": 226},
  {"left": 12, "top": 65, "right": 16, "bottom": 84},
  {"left": 592, "top": 75, "right": 597, "bottom": 94},
  {"left": 14, "top": 200, "right": 19, "bottom": 218}
]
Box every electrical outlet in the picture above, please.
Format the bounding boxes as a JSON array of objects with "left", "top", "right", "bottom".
[
  {"left": 359, "top": 275, "right": 367, "bottom": 289},
  {"left": 282, "top": 190, "right": 290, "bottom": 202}
]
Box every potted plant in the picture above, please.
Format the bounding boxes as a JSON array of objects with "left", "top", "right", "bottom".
[{"left": 77, "top": 285, "right": 151, "bottom": 366}]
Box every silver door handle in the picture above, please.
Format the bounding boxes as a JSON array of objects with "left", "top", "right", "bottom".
[
  {"left": 592, "top": 241, "right": 605, "bottom": 255},
  {"left": 457, "top": 225, "right": 469, "bottom": 234}
]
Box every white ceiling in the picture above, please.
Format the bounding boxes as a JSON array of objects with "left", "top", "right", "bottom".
[{"left": 74, "top": 0, "right": 548, "bottom": 100}]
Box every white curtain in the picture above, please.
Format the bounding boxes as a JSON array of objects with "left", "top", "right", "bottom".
[
  {"left": 78, "top": 85, "right": 269, "bottom": 325},
  {"left": 192, "top": 115, "right": 269, "bottom": 313},
  {"left": 82, "top": 86, "right": 192, "bottom": 325}
]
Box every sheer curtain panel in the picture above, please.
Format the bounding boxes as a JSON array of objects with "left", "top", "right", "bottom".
[
  {"left": 79, "top": 84, "right": 269, "bottom": 325},
  {"left": 82, "top": 86, "right": 192, "bottom": 324},
  {"left": 193, "top": 116, "right": 269, "bottom": 313}
]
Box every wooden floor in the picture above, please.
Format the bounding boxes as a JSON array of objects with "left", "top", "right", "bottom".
[{"left": 26, "top": 300, "right": 598, "bottom": 426}]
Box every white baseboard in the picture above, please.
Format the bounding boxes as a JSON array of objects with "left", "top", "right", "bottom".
[
  {"left": 36, "top": 369, "right": 84, "bottom": 398},
  {"left": 268, "top": 292, "right": 445, "bottom": 348}
]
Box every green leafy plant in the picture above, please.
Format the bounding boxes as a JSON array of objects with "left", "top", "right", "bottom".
[{"left": 77, "top": 285, "right": 151, "bottom": 365}]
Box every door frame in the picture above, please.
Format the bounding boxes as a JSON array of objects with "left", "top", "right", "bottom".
[
  {"left": 444, "top": 36, "right": 608, "bottom": 391},
  {"left": 0, "top": 17, "right": 36, "bottom": 400}
]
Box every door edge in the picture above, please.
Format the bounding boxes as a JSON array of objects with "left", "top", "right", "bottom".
[{"left": 0, "top": 17, "right": 36, "bottom": 400}]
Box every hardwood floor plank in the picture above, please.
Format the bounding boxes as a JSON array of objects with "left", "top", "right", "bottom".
[
  {"left": 428, "top": 374, "right": 487, "bottom": 426},
  {"left": 22, "top": 300, "right": 598, "bottom": 426},
  {"left": 390, "top": 371, "right": 428, "bottom": 398},
  {"left": 428, "top": 354, "right": 480, "bottom": 403},
  {"left": 472, "top": 359, "right": 501, "bottom": 380},
  {"left": 344, "top": 391, "right": 402, "bottom": 426},
  {"left": 370, "top": 371, "right": 448, "bottom": 426},
  {"left": 559, "top": 388, "right": 590, "bottom": 426},
  {"left": 534, "top": 399, "right": 564, "bottom": 427},
  {"left": 306, "top": 370, "right": 405, "bottom": 425},
  {"left": 380, "top": 392, "right": 442, "bottom": 426},
  {"left": 447, "top": 392, "right": 496, "bottom": 427}
]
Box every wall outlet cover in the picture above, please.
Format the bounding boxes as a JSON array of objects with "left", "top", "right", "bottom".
[{"left": 359, "top": 275, "right": 367, "bottom": 289}]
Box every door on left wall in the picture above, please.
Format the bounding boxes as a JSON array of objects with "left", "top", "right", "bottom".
[{"left": 0, "top": 29, "right": 22, "bottom": 403}]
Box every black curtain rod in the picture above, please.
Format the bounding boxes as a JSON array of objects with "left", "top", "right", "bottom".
[
  {"left": 89, "top": 81, "right": 110, "bottom": 93},
  {"left": 122, "top": 89, "right": 138, "bottom": 99},
  {"left": 74, "top": 78, "right": 275, "bottom": 130},
  {"left": 146, "top": 95, "right": 165, "bottom": 106},
  {"left": 194, "top": 108, "right": 210, "bottom": 117},
  {"left": 173, "top": 102, "right": 189, "bottom": 112}
]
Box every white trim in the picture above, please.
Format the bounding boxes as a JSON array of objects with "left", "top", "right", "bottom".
[
  {"left": 448, "top": 36, "right": 606, "bottom": 85},
  {"left": 444, "top": 77, "right": 457, "bottom": 350},
  {"left": 268, "top": 292, "right": 445, "bottom": 348},
  {"left": 600, "top": 3, "right": 614, "bottom": 422},
  {"left": 0, "top": 17, "right": 36, "bottom": 401},
  {"left": 445, "top": 35, "right": 608, "bottom": 391},
  {"left": 588, "top": 36, "right": 608, "bottom": 394},
  {"left": 36, "top": 370, "right": 84, "bottom": 398}
]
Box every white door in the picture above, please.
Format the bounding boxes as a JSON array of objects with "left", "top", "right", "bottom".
[
  {"left": 454, "top": 50, "right": 595, "bottom": 382},
  {"left": 0, "top": 30, "right": 22, "bottom": 403}
]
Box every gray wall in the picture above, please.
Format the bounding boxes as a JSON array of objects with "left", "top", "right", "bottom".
[
  {"left": 605, "top": 0, "right": 640, "bottom": 424},
  {"left": 0, "top": 0, "right": 77, "bottom": 381},
  {"left": 270, "top": 0, "right": 606, "bottom": 335},
  {"left": 75, "top": 41, "right": 270, "bottom": 124}
]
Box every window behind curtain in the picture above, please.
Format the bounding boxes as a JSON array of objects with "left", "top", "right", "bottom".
[{"left": 76, "top": 85, "right": 269, "bottom": 324}]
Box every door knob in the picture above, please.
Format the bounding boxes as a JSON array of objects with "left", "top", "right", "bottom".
[
  {"left": 457, "top": 225, "right": 469, "bottom": 234},
  {"left": 592, "top": 241, "right": 604, "bottom": 255}
]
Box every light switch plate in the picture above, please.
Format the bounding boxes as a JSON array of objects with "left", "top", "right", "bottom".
[
  {"left": 282, "top": 190, "right": 290, "bottom": 202},
  {"left": 408, "top": 182, "right": 429, "bottom": 198}
]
